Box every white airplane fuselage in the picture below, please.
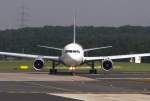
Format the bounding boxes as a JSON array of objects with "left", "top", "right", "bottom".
[{"left": 61, "top": 43, "right": 84, "bottom": 66}]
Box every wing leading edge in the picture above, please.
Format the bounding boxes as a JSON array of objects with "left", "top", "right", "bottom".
[
  {"left": 84, "top": 53, "right": 150, "bottom": 61},
  {"left": 0, "top": 52, "right": 59, "bottom": 61},
  {"left": 84, "top": 46, "right": 112, "bottom": 52}
]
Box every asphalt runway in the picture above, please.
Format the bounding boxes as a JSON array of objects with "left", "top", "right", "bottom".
[
  {"left": 0, "top": 93, "right": 82, "bottom": 101},
  {"left": 1, "top": 72, "right": 150, "bottom": 101}
]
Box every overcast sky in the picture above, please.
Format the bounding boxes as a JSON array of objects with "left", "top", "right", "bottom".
[{"left": 0, "top": 0, "right": 150, "bottom": 29}]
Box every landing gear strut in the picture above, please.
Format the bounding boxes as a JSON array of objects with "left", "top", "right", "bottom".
[
  {"left": 89, "top": 61, "right": 97, "bottom": 74},
  {"left": 49, "top": 61, "right": 57, "bottom": 74},
  {"left": 69, "top": 67, "right": 76, "bottom": 75}
]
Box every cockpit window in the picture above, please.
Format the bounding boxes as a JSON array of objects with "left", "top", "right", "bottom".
[
  {"left": 65, "top": 50, "right": 80, "bottom": 53},
  {"left": 65, "top": 50, "right": 72, "bottom": 53}
]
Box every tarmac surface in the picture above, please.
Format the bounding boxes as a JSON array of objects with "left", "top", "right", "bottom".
[
  {"left": 0, "top": 93, "right": 82, "bottom": 101},
  {"left": 1, "top": 72, "right": 150, "bottom": 101}
]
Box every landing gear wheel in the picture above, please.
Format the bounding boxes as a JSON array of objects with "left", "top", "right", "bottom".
[
  {"left": 49, "top": 69, "right": 57, "bottom": 74},
  {"left": 89, "top": 69, "right": 97, "bottom": 74},
  {"left": 71, "top": 71, "right": 76, "bottom": 76}
]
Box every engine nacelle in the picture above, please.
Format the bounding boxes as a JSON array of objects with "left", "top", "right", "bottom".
[
  {"left": 102, "top": 59, "right": 113, "bottom": 71},
  {"left": 33, "top": 58, "right": 44, "bottom": 70}
]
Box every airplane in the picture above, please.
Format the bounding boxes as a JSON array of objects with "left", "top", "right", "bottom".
[{"left": 0, "top": 17, "right": 150, "bottom": 74}]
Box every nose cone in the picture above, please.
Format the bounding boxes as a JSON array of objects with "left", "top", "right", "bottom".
[
  {"left": 62, "top": 43, "right": 84, "bottom": 66},
  {"left": 71, "top": 54, "right": 82, "bottom": 62},
  {"left": 63, "top": 54, "right": 83, "bottom": 66}
]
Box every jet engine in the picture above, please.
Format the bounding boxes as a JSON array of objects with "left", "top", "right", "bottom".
[
  {"left": 33, "top": 57, "right": 44, "bottom": 70},
  {"left": 102, "top": 59, "right": 113, "bottom": 71}
]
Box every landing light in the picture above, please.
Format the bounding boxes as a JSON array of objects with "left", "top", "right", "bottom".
[{"left": 69, "top": 67, "right": 76, "bottom": 71}]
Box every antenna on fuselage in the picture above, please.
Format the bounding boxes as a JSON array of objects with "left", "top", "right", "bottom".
[{"left": 73, "top": 13, "right": 76, "bottom": 43}]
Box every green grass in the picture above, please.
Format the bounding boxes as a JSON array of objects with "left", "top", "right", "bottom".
[
  {"left": 113, "top": 62, "right": 150, "bottom": 72},
  {"left": 0, "top": 60, "right": 51, "bottom": 72},
  {"left": 0, "top": 60, "right": 150, "bottom": 72}
]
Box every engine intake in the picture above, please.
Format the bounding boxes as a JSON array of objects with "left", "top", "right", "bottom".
[
  {"left": 102, "top": 59, "right": 113, "bottom": 71},
  {"left": 33, "top": 58, "right": 44, "bottom": 70}
]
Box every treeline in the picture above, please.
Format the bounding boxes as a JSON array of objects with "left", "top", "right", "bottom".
[{"left": 0, "top": 25, "right": 150, "bottom": 60}]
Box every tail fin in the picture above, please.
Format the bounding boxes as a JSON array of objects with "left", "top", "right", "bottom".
[{"left": 73, "top": 15, "right": 76, "bottom": 43}]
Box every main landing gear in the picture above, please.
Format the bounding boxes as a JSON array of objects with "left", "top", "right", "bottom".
[
  {"left": 89, "top": 61, "right": 97, "bottom": 74},
  {"left": 49, "top": 61, "right": 58, "bottom": 74}
]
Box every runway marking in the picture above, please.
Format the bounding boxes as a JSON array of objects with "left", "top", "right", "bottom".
[
  {"left": 49, "top": 94, "right": 150, "bottom": 101},
  {"left": 96, "top": 78, "right": 150, "bottom": 80}
]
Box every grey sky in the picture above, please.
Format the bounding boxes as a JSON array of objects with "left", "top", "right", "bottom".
[{"left": 0, "top": 0, "right": 150, "bottom": 29}]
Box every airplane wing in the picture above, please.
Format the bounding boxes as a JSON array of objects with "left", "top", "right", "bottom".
[
  {"left": 0, "top": 52, "right": 59, "bottom": 61},
  {"left": 84, "top": 46, "right": 112, "bottom": 52},
  {"left": 37, "top": 45, "right": 63, "bottom": 51},
  {"left": 84, "top": 53, "right": 150, "bottom": 61}
]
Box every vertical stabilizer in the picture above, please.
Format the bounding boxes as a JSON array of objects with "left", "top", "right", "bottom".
[{"left": 73, "top": 15, "right": 76, "bottom": 43}]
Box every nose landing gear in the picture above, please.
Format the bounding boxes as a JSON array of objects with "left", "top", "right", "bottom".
[{"left": 69, "top": 67, "right": 76, "bottom": 75}]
